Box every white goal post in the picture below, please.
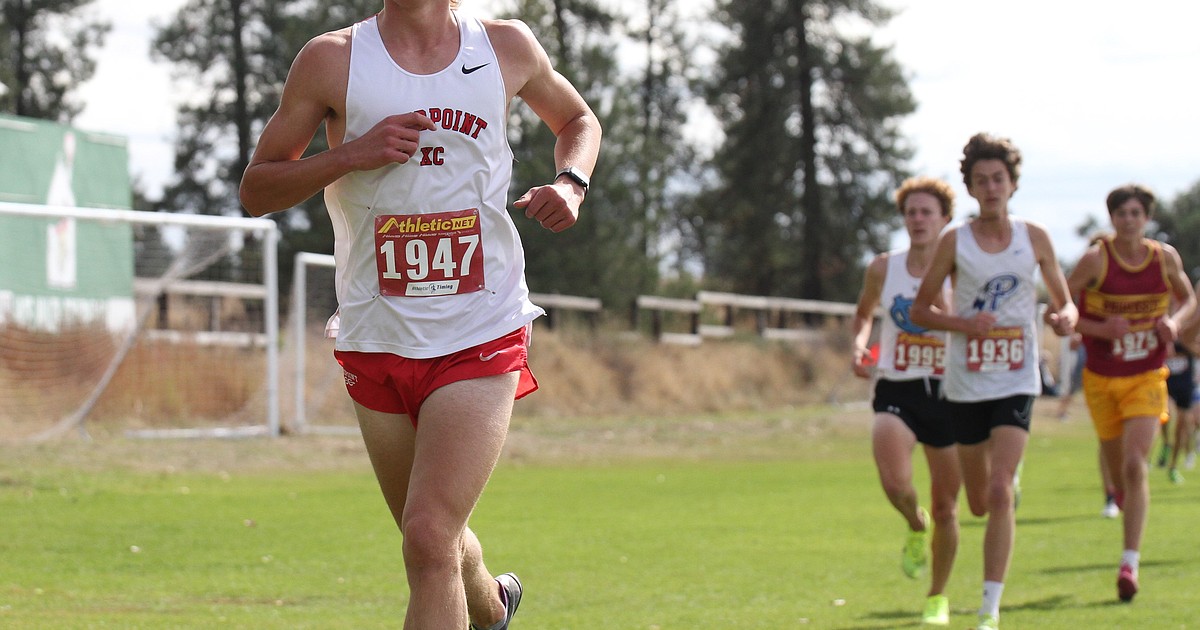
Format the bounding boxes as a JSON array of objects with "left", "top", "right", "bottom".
[
  {"left": 0, "top": 201, "right": 281, "bottom": 440},
  {"left": 291, "top": 252, "right": 357, "bottom": 435},
  {"left": 289, "top": 252, "right": 607, "bottom": 435}
]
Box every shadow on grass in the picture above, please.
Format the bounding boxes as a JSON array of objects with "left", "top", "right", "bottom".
[
  {"left": 1009, "top": 592, "right": 1154, "bottom": 613},
  {"left": 1149, "top": 492, "right": 1198, "bottom": 505},
  {"left": 956, "top": 512, "right": 1098, "bottom": 529},
  {"left": 844, "top": 610, "right": 927, "bottom": 629},
  {"left": 1040, "top": 557, "right": 1184, "bottom": 576},
  {"left": 850, "top": 593, "right": 1122, "bottom": 629},
  {"left": 851, "top": 564, "right": 1187, "bottom": 629},
  {"left": 1012, "top": 512, "right": 1106, "bottom": 526}
]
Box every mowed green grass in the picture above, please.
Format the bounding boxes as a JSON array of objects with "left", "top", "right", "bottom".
[{"left": 1, "top": 410, "right": 1197, "bottom": 629}]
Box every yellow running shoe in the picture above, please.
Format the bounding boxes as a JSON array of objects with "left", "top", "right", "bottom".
[
  {"left": 922, "top": 594, "right": 950, "bottom": 625},
  {"left": 902, "top": 507, "right": 929, "bottom": 579},
  {"left": 976, "top": 613, "right": 999, "bottom": 630}
]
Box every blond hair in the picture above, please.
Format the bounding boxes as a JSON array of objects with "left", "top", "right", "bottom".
[{"left": 895, "top": 176, "right": 956, "bottom": 219}]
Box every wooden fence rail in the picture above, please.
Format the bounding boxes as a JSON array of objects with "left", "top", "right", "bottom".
[
  {"left": 634, "top": 290, "right": 859, "bottom": 344},
  {"left": 529, "top": 292, "right": 602, "bottom": 330}
]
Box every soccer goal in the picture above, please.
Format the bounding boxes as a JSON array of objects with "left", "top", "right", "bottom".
[
  {"left": 287, "top": 251, "right": 609, "bottom": 435},
  {"left": 290, "top": 252, "right": 359, "bottom": 435},
  {"left": 0, "top": 201, "right": 280, "bottom": 441}
]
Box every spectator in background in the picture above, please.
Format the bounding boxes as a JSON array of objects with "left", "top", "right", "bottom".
[
  {"left": 1166, "top": 278, "right": 1200, "bottom": 478},
  {"left": 1055, "top": 333, "right": 1085, "bottom": 419},
  {"left": 1165, "top": 342, "right": 1197, "bottom": 483}
]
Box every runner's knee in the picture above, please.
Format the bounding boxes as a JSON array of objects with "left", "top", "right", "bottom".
[{"left": 402, "top": 512, "right": 464, "bottom": 570}]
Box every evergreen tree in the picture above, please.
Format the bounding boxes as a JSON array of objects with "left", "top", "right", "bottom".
[
  {"left": 502, "top": 0, "right": 700, "bottom": 311},
  {"left": 1152, "top": 179, "right": 1200, "bottom": 279},
  {"left": 151, "top": 0, "right": 377, "bottom": 288},
  {"left": 625, "top": 0, "right": 707, "bottom": 290},
  {"left": 0, "top": 0, "right": 110, "bottom": 122},
  {"left": 696, "top": 0, "right": 914, "bottom": 301}
]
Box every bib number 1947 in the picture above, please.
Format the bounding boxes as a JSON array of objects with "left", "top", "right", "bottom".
[{"left": 374, "top": 209, "right": 485, "bottom": 297}]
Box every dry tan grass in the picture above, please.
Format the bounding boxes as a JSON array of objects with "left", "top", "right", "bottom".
[
  {"left": 0, "top": 322, "right": 871, "bottom": 442},
  {"left": 0, "top": 321, "right": 1079, "bottom": 474},
  {"left": 516, "top": 327, "right": 865, "bottom": 418},
  {"left": 2, "top": 317, "right": 1078, "bottom": 444}
]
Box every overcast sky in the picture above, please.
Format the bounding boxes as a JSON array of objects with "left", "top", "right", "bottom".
[{"left": 75, "top": 0, "right": 1200, "bottom": 260}]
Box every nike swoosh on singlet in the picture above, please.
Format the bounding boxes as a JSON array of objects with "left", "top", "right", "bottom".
[{"left": 461, "top": 63, "right": 490, "bottom": 74}]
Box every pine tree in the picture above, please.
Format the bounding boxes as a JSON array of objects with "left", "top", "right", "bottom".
[
  {"left": 696, "top": 0, "right": 914, "bottom": 301},
  {"left": 1152, "top": 180, "right": 1200, "bottom": 279},
  {"left": 0, "top": 0, "right": 110, "bottom": 122},
  {"left": 151, "top": 0, "right": 378, "bottom": 290},
  {"left": 503, "top": 0, "right": 702, "bottom": 311}
]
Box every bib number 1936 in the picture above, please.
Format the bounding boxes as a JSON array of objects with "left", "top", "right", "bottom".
[{"left": 966, "top": 326, "right": 1025, "bottom": 372}]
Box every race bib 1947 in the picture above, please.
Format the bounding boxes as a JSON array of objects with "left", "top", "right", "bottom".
[{"left": 374, "top": 209, "right": 485, "bottom": 297}]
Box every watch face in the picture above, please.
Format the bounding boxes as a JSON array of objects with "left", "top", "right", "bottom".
[{"left": 559, "top": 167, "right": 589, "bottom": 190}]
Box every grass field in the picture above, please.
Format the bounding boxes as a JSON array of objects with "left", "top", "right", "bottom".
[{"left": 2, "top": 402, "right": 1197, "bottom": 629}]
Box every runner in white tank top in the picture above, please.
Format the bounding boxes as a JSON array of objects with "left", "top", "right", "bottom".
[
  {"left": 874, "top": 249, "right": 951, "bottom": 382},
  {"left": 943, "top": 217, "right": 1041, "bottom": 401},
  {"left": 325, "top": 14, "right": 541, "bottom": 358},
  {"left": 910, "top": 134, "right": 1075, "bottom": 630},
  {"left": 239, "top": 4, "right": 601, "bottom": 628},
  {"left": 850, "top": 176, "right": 961, "bottom": 625}
]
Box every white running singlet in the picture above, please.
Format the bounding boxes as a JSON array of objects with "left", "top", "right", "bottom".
[
  {"left": 943, "top": 218, "right": 1042, "bottom": 401},
  {"left": 324, "top": 14, "right": 543, "bottom": 358},
  {"left": 876, "top": 249, "right": 949, "bottom": 382}
]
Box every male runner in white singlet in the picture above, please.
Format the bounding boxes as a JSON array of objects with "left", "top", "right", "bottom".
[
  {"left": 240, "top": 2, "right": 601, "bottom": 628},
  {"left": 851, "top": 176, "right": 961, "bottom": 626},
  {"left": 911, "top": 133, "right": 1076, "bottom": 630}
]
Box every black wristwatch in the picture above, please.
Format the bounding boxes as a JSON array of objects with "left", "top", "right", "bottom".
[{"left": 556, "top": 166, "right": 590, "bottom": 192}]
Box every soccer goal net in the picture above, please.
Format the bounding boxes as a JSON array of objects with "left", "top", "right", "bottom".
[
  {"left": 0, "top": 202, "right": 280, "bottom": 441},
  {"left": 290, "top": 252, "right": 359, "bottom": 434}
]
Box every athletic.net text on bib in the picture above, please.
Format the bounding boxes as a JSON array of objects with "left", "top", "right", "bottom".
[{"left": 375, "top": 209, "right": 485, "bottom": 297}]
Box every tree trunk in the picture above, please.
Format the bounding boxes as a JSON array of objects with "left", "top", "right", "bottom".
[
  {"left": 793, "top": 0, "right": 824, "bottom": 300},
  {"left": 230, "top": 0, "right": 251, "bottom": 182},
  {"left": 12, "top": 0, "right": 30, "bottom": 117}
]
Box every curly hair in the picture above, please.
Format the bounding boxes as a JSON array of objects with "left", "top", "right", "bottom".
[
  {"left": 959, "top": 132, "right": 1022, "bottom": 188},
  {"left": 1105, "top": 183, "right": 1157, "bottom": 218},
  {"left": 895, "top": 176, "right": 956, "bottom": 219}
]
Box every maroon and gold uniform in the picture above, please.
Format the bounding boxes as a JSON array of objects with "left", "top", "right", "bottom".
[
  {"left": 1079, "top": 236, "right": 1171, "bottom": 440},
  {"left": 1080, "top": 236, "right": 1171, "bottom": 377}
]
